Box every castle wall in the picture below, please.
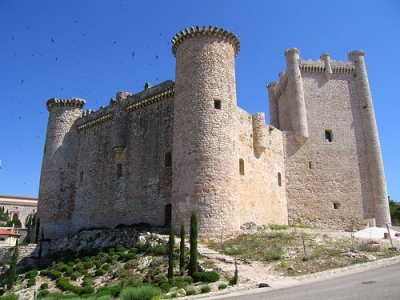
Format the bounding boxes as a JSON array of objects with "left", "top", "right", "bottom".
[
  {"left": 72, "top": 96, "right": 173, "bottom": 232},
  {"left": 236, "top": 108, "right": 288, "bottom": 227},
  {"left": 282, "top": 71, "right": 369, "bottom": 228}
]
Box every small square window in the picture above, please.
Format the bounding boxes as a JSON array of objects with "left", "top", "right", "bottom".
[
  {"left": 333, "top": 202, "right": 340, "bottom": 209},
  {"left": 214, "top": 99, "right": 221, "bottom": 109}
]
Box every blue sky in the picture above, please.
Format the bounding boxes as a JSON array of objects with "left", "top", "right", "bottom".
[{"left": 1, "top": 0, "right": 399, "bottom": 200}]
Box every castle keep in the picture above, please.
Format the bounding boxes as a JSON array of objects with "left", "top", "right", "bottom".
[{"left": 37, "top": 26, "right": 390, "bottom": 239}]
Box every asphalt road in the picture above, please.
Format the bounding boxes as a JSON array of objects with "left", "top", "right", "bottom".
[{"left": 211, "top": 261, "right": 400, "bottom": 300}]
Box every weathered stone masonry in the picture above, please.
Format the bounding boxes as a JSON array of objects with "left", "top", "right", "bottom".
[{"left": 37, "top": 25, "right": 390, "bottom": 239}]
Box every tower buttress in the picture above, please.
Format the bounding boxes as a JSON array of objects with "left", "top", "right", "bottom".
[
  {"left": 348, "top": 51, "right": 390, "bottom": 226},
  {"left": 284, "top": 48, "right": 308, "bottom": 143},
  {"left": 252, "top": 112, "right": 267, "bottom": 156},
  {"left": 37, "top": 98, "right": 85, "bottom": 239},
  {"left": 267, "top": 82, "right": 279, "bottom": 128}
]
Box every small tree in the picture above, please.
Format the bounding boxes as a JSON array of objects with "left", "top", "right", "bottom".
[
  {"left": 179, "top": 223, "right": 185, "bottom": 275},
  {"left": 229, "top": 259, "right": 238, "bottom": 285},
  {"left": 35, "top": 218, "right": 40, "bottom": 244},
  {"left": 7, "top": 240, "right": 19, "bottom": 290},
  {"left": 167, "top": 224, "right": 175, "bottom": 279},
  {"left": 188, "top": 210, "right": 198, "bottom": 276},
  {"left": 25, "top": 214, "right": 33, "bottom": 244}
]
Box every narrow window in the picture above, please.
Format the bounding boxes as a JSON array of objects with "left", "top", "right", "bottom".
[
  {"left": 333, "top": 202, "right": 340, "bottom": 210},
  {"left": 325, "top": 130, "right": 333, "bottom": 142},
  {"left": 12, "top": 214, "right": 19, "bottom": 220},
  {"left": 239, "top": 158, "right": 245, "bottom": 175},
  {"left": 164, "top": 204, "right": 172, "bottom": 226},
  {"left": 278, "top": 172, "right": 282, "bottom": 187},
  {"left": 308, "top": 162, "right": 312, "bottom": 169},
  {"left": 117, "top": 163, "right": 122, "bottom": 177},
  {"left": 214, "top": 99, "right": 221, "bottom": 109},
  {"left": 165, "top": 152, "right": 172, "bottom": 167},
  {"left": 80, "top": 171, "right": 84, "bottom": 182}
]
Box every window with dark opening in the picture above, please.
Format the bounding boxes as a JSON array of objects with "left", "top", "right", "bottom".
[
  {"left": 164, "top": 204, "right": 172, "bottom": 226},
  {"left": 333, "top": 202, "right": 340, "bottom": 209},
  {"left": 214, "top": 99, "right": 221, "bottom": 109},
  {"left": 80, "top": 171, "right": 84, "bottom": 182},
  {"left": 308, "top": 162, "right": 312, "bottom": 169},
  {"left": 239, "top": 158, "right": 244, "bottom": 175},
  {"left": 117, "top": 163, "right": 122, "bottom": 177},
  {"left": 278, "top": 172, "right": 282, "bottom": 187},
  {"left": 325, "top": 130, "right": 333, "bottom": 142},
  {"left": 165, "top": 152, "right": 172, "bottom": 167}
]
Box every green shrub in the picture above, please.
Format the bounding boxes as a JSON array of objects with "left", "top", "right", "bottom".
[
  {"left": 128, "top": 247, "right": 139, "bottom": 254},
  {"left": 101, "top": 263, "right": 110, "bottom": 271},
  {"left": 36, "top": 289, "right": 49, "bottom": 298},
  {"left": 119, "top": 252, "right": 137, "bottom": 261},
  {"left": 82, "top": 276, "right": 93, "bottom": 287},
  {"left": 65, "top": 266, "right": 74, "bottom": 276},
  {"left": 74, "top": 258, "right": 82, "bottom": 264},
  {"left": 120, "top": 285, "right": 161, "bottom": 300},
  {"left": 0, "top": 294, "right": 18, "bottom": 300},
  {"left": 25, "top": 270, "right": 38, "bottom": 279},
  {"left": 70, "top": 271, "right": 82, "bottom": 280},
  {"left": 185, "top": 288, "right": 196, "bottom": 296},
  {"left": 40, "top": 269, "right": 62, "bottom": 280},
  {"left": 200, "top": 285, "right": 211, "bottom": 293},
  {"left": 116, "top": 244, "right": 127, "bottom": 252},
  {"left": 218, "top": 283, "right": 227, "bottom": 290},
  {"left": 74, "top": 262, "right": 85, "bottom": 272},
  {"left": 97, "top": 285, "right": 121, "bottom": 298},
  {"left": 26, "top": 277, "right": 36, "bottom": 287},
  {"left": 169, "top": 277, "right": 189, "bottom": 289},
  {"left": 192, "top": 271, "right": 220, "bottom": 283},
  {"left": 159, "top": 281, "right": 172, "bottom": 292},
  {"left": 40, "top": 282, "right": 49, "bottom": 290},
  {"left": 265, "top": 248, "right": 284, "bottom": 261},
  {"left": 152, "top": 273, "right": 167, "bottom": 283},
  {"left": 183, "top": 276, "right": 194, "bottom": 284},
  {"left": 151, "top": 244, "right": 167, "bottom": 256},
  {"left": 83, "top": 260, "right": 95, "bottom": 269},
  {"left": 124, "top": 259, "right": 139, "bottom": 269},
  {"left": 95, "top": 268, "right": 106, "bottom": 276}
]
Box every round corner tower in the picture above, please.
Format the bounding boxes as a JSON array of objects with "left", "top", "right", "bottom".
[
  {"left": 347, "top": 50, "right": 390, "bottom": 227},
  {"left": 171, "top": 26, "right": 240, "bottom": 237},
  {"left": 37, "top": 98, "right": 85, "bottom": 239}
]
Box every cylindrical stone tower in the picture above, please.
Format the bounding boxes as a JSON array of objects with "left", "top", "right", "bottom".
[
  {"left": 284, "top": 48, "right": 308, "bottom": 143},
  {"left": 171, "top": 26, "right": 240, "bottom": 236},
  {"left": 37, "top": 98, "right": 85, "bottom": 239},
  {"left": 348, "top": 51, "right": 390, "bottom": 226}
]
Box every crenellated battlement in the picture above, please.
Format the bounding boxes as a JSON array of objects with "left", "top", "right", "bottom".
[
  {"left": 76, "top": 112, "right": 114, "bottom": 131},
  {"left": 46, "top": 97, "right": 85, "bottom": 111},
  {"left": 171, "top": 25, "right": 240, "bottom": 56}
]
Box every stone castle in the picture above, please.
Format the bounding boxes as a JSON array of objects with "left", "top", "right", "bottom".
[{"left": 37, "top": 25, "right": 390, "bottom": 239}]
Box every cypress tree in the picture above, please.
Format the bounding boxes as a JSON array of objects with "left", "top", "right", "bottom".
[
  {"left": 25, "top": 214, "right": 32, "bottom": 244},
  {"left": 188, "top": 210, "right": 198, "bottom": 276},
  {"left": 167, "top": 223, "right": 175, "bottom": 279},
  {"left": 35, "top": 218, "right": 40, "bottom": 244},
  {"left": 7, "top": 239, "right": 19, "bottom": 290},
  {"left": 179, "top": 223, "right": 185, "bottom": 275}
]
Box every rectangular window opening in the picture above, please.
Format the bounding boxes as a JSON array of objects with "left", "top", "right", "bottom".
[
  {"left": 117, "top": 163, "right": 122, "bottom": 177},
  {"left": 325, "top": 130, "right": 333, "bottom": 142},
  {"left": 214, "top": 99, "right": 221, "bottom": 109},
  {"left": 165, "top": 152, "right": 172, "bottom": 167},
  {"left": 333, "top": 202, "right": 340, "bottom": 210}
]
